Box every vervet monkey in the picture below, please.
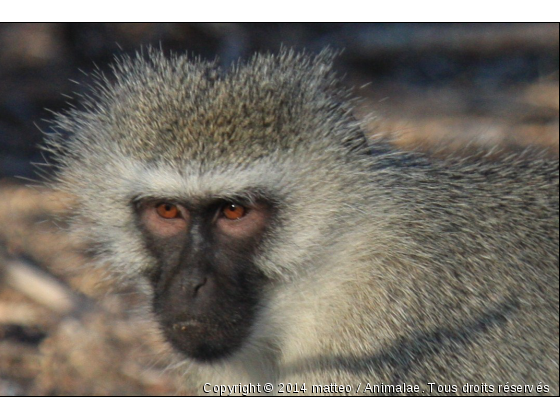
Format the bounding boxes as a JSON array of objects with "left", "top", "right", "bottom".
[{"left": 44, "top": 49, "right": 559, "bottom": 395}]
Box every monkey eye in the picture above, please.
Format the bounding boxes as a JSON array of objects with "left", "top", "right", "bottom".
[
  {"left": 156, "top": 203, "right": 181, "bottom": 219},
  {"left": 222, "top": 203, "right": 247, "bottom": 220}
]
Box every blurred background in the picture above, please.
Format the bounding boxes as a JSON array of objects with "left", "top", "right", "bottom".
[
  {"left": 0, "top": 23, "right": 558, "bottom": 179},
  {"left": 0, "top": 23, "right": 558, "bottom": 396}
]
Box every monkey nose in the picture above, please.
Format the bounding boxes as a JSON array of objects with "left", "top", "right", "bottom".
[
  {"left": 193, "top": 277, "right": 207, "bottom": 295},
  {"left": 180, "top": 276, "right": 208, "bottom": 297}
]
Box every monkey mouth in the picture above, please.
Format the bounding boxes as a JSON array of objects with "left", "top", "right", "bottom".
[
  {"left": 162, "top": 319, "right": 206, "bottom": 353},
  {"left": 159, "top": 315, "right": 247, "bottom": 362},
  {"left": 171, "top": 320, "right": 202, "bottom": 331},
  {"left": 163, "top": 318, "right": 207, "bottom": 339}
]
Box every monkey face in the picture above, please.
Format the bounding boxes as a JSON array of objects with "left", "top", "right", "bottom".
[{"left": 134, "top": 197, "right": 272, "bottom": 362}]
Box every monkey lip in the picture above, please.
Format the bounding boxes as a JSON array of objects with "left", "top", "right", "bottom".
[{"left": 171, "top": 320, "right": 202, "bottom": 331}]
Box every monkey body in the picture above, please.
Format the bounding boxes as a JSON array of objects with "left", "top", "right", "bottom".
[{"left": 46, "top": 50, "right": 559, "bottom": 395}]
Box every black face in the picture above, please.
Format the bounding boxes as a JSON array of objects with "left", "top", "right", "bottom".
[{"left": 134, "top": 196, "right": 272, "bottom": 362}]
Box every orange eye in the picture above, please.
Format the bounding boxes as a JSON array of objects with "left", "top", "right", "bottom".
[
  {"left": 222, "top": 203, "right": 247, "bottom": 220},
  {"left": 156, "top": 203, "right": 180, "bottom": 219}
]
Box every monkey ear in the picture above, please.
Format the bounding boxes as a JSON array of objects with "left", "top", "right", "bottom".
[
  {"left": 344, "top": 131, "right": 370, "bottom": 154},
  {"left": 336, "top": 111, "right": 370, "bottom": 154}
]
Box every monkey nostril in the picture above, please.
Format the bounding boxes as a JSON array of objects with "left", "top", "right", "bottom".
[{"left": 193, "top": 277, "right": 208, "bottom": 296}]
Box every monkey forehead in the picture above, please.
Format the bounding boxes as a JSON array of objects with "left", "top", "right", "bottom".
[{"left": 124, "top": 158, "right": 295, "bottom": 202}]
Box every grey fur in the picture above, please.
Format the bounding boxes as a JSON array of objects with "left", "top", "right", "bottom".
[{"left": 45, "top": 49, "right": 559, "bottom": 395}]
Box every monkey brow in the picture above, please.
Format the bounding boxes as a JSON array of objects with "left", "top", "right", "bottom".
[
  {"left": 214, "top": 188, "right": 274, "bottom": 204},
  {"left": 130, "top": 187, "right": 274, "bottom": 207}
]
